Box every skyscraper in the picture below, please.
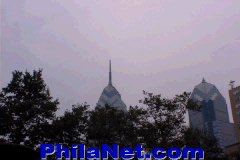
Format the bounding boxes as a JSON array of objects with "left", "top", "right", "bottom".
[
  {"left": 229, "top": 85, "right": 240, "bottom": 142},
  {"left": 189, "top": 79, "right": 236, "bottom": 148},
  {"left": 96, "top": 60, "right": 127, "bottom": 111}
]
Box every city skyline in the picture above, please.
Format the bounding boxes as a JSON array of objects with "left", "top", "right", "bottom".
[{"left": 1, "top": 0, "right": 240, "bottom": 121}]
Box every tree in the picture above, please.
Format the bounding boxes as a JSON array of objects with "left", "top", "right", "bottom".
[
  {"left": 127, "top": 105, "right": 148, "bottom": 147},
  {"left": 0, "top": 69, "right": 59, "bottom": 147},
  {"left": 47, "top": 103, "right": 89, "bottom": 147},
  {"left": 136, "top": 91, "right": 200, "bottom": 150},
  {"left": 87, "top": 105, "right": 136, "bottom": 148},
  {"left": 183, "top": 128, "right": 223, "bottom": 160}
]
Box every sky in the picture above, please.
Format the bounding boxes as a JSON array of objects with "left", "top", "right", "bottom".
[{"left": 1, "top": 0, "right": 240, "bottom": 122}]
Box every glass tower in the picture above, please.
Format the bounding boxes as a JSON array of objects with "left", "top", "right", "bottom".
[{"left": 189, "top": 79, "right": 237, "bottom": 148}]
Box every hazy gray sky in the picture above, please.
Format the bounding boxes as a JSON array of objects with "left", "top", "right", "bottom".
[{"left": 1, "top": 0, "right": 240, "bottom": 121}]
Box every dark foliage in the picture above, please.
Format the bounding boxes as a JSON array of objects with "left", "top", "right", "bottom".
[
  {"left": 87, "top": 104, "right": 136, "bottom": 148},
  {"left": 136, "top": 91, "right": 197, "bottom": 150},
  {"left": 183, "top": 128, "right": 224, "bottom": 160},
  {"left": 0, "top": 69, "right": 224, "bottom": 159},
  {"left": 0, "top": 69, "right": 59, "bottom": 147},
  {"left": 47, "top": 103, "right": 89, "bottom": 146}
]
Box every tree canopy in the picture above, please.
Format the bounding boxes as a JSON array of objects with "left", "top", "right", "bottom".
[
  {"left": 0, "top": 69, "right": 224, "bottom": 159},
  {"left": 0, "top": 69, "right": 58, "bottom": 147}
]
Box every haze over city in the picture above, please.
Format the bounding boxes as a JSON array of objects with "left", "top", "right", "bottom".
[{"left": 1, "top": 0, "right": 240, "bottom": 121}]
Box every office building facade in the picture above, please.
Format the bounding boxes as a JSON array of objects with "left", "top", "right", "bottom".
[{"left": 189, "top": 79, "right": 236, "bottom": 148}]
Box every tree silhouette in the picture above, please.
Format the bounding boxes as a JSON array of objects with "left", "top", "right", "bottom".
[
  {"left": 0, "top": 69, "right": 59, "bottom": 147},
  {"left": 183, "top": 128, "right": 223, "bottom": 160},
  {"left": 47, "top": 103, "right": 89, "bottom": 147},
  {"left": 135, "top": 91, "right": 197, "bottom": 150},
  {"left": 0, "top": 69, "right": 224, "bottom": 159},
  {"left": 87, "top": 104, "right": 136, "bottom": 148}
]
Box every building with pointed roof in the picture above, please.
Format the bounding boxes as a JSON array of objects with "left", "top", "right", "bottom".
[
  {"left": 189, "top": 78, "right": 237, "bottom": 148},
  {"left": 96, "top": 60, "right": 127, "bottom": 111}
]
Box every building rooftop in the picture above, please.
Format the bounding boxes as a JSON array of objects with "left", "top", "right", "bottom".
[{"left": 96, "top": 60, "right": 127, "bottom": 111}]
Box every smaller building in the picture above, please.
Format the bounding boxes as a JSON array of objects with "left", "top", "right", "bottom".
[{"left": 229, "top": 85, "right": 240, "bottom": 142}]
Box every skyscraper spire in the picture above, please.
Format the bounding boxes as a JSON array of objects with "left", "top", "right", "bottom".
[
  {"left": 97, "top": 60, "right": 127, "bottom": 111},
  {"left": 202, "top": 77, "right": 206, "bottom": 83},
  {"left": 109, "top": 60, "right": 112, "bottom": 85}
]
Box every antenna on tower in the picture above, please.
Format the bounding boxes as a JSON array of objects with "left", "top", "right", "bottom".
[
  {"left": 109, "top": 60, "right": 112, "bottom": 85},
  {"left": 229, "top": 80, "right": 235, "bottom": 89}
]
